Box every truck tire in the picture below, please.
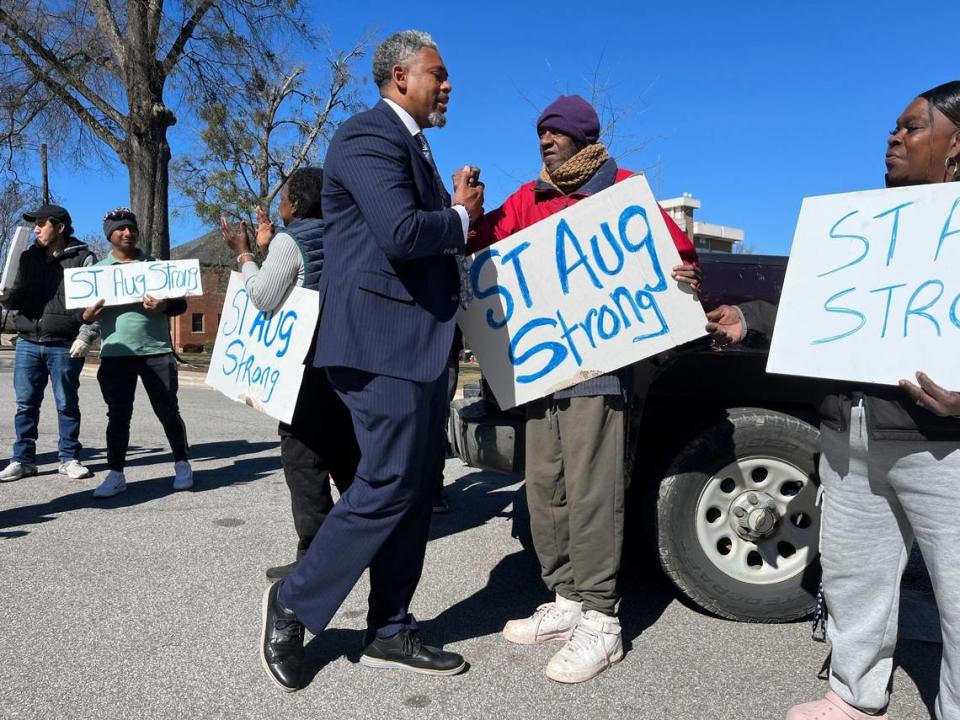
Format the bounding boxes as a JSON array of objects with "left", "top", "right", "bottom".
[{"left": 655, "top": 408, "right": 821, "bottom": 622}]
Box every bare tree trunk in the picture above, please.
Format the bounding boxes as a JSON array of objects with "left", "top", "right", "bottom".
[
  {"left": 125, "top": 129, "right": 172, "bottom": 259},
  {"left": 122, "top": 29, "right": 175, "bottom": 259}
]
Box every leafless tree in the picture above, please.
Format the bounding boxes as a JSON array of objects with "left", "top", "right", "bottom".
[
  {"left": 0, "top": 0, "right": 327, "bottom": 258},
  {"left": 174, "top": 38, "right": 366, "bottom": 226}
]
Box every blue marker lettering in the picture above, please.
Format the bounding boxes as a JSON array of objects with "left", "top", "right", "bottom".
[
  {"left": 903, "top": 280, "right": 944, "bottom": 337},
  {"left": 509, "top": 317, "right": 567, "bottom": 384},
  {"left": 873, "top": 201, "right": 913, "bottom": 267},
  {"left": 934, "top": 196, "right": 960, "bottom": 262},
  {"left": 589, "top": 222, "right": 625, "bottom": 276},
  {"left": 868, "top": 283, "right": 907, "bottom": 338},
  {"left": 812, "top": 287, "right": 866, "bottom": 344},
  {"left": 500, "top": 242, "right": 534, "bottom": 309},
  {"left": 555, "top": 219, "right": 602, "bottom": 294},
  {"left": 817, "top": 211, "right": 869, "bottom": 278},
  {"left": 471, "top": 249, "right": 514, "bottom": 329},
  {"left": 617, "top": 206, "right": 666, "bottom": 292}
]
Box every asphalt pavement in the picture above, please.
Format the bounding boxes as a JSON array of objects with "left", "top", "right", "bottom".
[{"left": 0, "top": 367, "right": 941, "bottom": 719}]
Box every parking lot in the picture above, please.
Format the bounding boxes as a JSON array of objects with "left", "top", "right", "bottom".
[{"left": 0, "top": 367, "right": 940, "bottom": 719}]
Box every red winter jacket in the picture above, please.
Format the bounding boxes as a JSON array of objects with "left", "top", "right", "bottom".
[{"left": 468, "top": 162, "right": 698, "bottom": 266}]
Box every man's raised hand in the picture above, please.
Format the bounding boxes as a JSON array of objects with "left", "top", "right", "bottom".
[{"left": 452, "top": 165, "right": 484, "bottom": 222}]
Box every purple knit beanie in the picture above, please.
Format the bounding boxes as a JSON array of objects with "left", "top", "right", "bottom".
[{"left": 536, "top": 95, "right": 600, "bottom": 146}]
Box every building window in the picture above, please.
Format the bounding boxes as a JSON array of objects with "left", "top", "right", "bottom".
[{"left": 191, "top": 313, "right": 204, "bottom": 333}]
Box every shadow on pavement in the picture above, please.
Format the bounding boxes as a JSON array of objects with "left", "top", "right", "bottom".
[
  {"left": 0, "top": 439, "right": 281, "bottom": 534},
  {"left": 301, "top": 629, "right": 364, "bottom": 684},
  {"left": 427, "top": 468, "right": 519, "bottom": 543},
  {"left": 895, "top": 640, "right": 942, "bottom": 719}
]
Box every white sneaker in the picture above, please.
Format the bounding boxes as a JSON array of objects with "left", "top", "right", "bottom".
[
  {"left": 503, "top": 593, "right": 581, "bottom": 645},
  {"left": 0, "top": 461, "right": 38, "bottom": 482},
  {"left": 58, "top": 459, "right": 92, "bottom": 479},
  {"left": 93, "top": 471, "right": 127, "bottom": 498},
  {"left": 172, "top": 461, "right": 193, "bottom": 491},
  {"left": 545, "top": 609, "right": 623, "bottom": 683}
]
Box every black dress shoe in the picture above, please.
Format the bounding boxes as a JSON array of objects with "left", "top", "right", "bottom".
[
  {"left": 432, "top": 488, "right": 450, "bottom": 514},
  {"left": 260, "top": 581, "right": 304, "bottom": 691},
  {"left": 265, "top": 559, "right": 299, "bottom": 581},
  {"left": 360, "top": 629, "right": 466, "bottom": 676}
]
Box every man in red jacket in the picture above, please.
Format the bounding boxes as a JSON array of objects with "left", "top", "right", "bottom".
[{"left": 467, "top": 95, "right": 699, "bottom": 684}]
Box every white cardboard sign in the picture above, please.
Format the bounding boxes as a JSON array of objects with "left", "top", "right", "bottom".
[
  {"left": 63, "top": 259, "right": 203, "bottom": 308},
  {"left": 205, "top": 272, "right": 319, "bottom": 423},
  {"left": 458, "top": 174, "right": 706, "bottom": 409},
  {"left": 767, "top": 183, "right": 960, "bottom": 387},
  {"left": 0, "top": 226, "right": 30, "bottom": 295}
]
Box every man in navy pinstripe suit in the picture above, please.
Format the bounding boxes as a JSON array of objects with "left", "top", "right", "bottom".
[{"left": 260, "top": 30, "right": 484, "bottom": 690}]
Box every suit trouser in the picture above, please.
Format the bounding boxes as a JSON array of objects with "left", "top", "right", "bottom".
[
  {"left": 277, "top": 365, "right": 360, "bottom": 556},
  {"left": 524, "top": 393, "right": 625, "bottom": 616},
  {"left": 280, "top": 367, "right": 446, "bottom": 638},
  {"left": 821, "top": 405, "right": 960, "bottom": 718}
]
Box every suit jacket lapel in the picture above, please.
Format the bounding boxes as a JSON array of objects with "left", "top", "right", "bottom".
[{"left": 375, "top": 100, "right": 436, "bottom": 177}]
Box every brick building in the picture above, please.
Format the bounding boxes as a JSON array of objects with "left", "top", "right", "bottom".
[{"left": 169, "top": 231, "right": 235, "bottom": 352}]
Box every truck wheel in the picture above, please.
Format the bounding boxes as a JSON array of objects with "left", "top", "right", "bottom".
[{"left": 655, "top": 408, "right": 821, "bottom": 622}]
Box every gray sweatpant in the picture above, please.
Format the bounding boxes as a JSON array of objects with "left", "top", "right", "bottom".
[
  {"left": 820, "top": 405, "right": 960, "bottom": 718},
  {"left": 524, "top": 394, "right": 625, "bottom": 616}
]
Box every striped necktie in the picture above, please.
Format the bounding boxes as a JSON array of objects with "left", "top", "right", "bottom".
[{"left": 414, "top": 132, "right": 451, "bottom": 208}]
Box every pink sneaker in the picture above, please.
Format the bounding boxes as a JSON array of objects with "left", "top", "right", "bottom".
[{"left": 785, "top": 691, "right": 888, "bottom": 720}]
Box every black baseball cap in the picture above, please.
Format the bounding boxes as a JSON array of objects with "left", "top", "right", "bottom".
[{"left": 23, "top": 204, "right": 72, "bottom": 225}]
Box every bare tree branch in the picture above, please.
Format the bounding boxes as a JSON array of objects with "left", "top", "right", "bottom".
[{"left": 161, "top": 0, "right": 215, "bottom": 76}]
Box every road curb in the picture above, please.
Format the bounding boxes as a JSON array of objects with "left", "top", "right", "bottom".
[{"left": 80, "top": 362, "right": 210, "bottom": 387}]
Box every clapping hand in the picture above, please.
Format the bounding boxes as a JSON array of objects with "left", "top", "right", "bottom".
[
  {"left": 899, "top": 371, "right": 960, "bottom": 416},
  {"left": 255, "top": 206, "right": 275, "bottom": 250},
  {"left": 220, "top": 215, "right": 252, "bottom": 256}
]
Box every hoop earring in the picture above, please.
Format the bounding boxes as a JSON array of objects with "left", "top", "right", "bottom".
[{"left": 946, "top": 156, "right": 959, "bottom": 179}]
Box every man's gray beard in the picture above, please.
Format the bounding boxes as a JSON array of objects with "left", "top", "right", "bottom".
[{"left": 428, "top": 110, "right": 446, "bottom": 128}]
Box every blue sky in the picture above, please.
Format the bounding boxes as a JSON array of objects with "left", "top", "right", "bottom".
[{"left": 32, "top": 0, "right": 960, "bottom": 255}]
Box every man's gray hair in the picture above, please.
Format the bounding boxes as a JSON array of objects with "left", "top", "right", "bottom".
[{"left": 372, "top": 30, "right": 438, "bottom": 88}]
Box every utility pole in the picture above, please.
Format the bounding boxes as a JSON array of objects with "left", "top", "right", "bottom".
[{"left": 40, "top": 144, "right": 49, "bottom": 204}]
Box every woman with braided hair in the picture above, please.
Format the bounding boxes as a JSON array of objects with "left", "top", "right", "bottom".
[{"left": 708, "top": 80, "right": 960, "bottom": 720}]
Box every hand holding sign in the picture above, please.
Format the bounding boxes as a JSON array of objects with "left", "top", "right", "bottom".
[
  {"left": 899, "top": 371, "right": 960, "bottom": 416},
  {"left": 142, "top": 294, "right": 168, "bottom": 313},
  {"left": 671, "top": 263, "right": 703, "bottom": 295},
  {"left": 82, "top": 298, "right": 105, "bottom": 322}
]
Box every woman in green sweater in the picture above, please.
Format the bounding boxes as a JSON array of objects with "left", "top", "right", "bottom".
[{"left": 86, "top": 208, "right": 193, "bottom": 498}]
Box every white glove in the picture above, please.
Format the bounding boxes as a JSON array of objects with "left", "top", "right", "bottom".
[{"left": 69, "top": 339, "right": 90, "bottom": 358}]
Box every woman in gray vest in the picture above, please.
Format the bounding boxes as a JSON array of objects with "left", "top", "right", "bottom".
[{"left": 221, "top": 167, "right": 360, "bottom": 580}]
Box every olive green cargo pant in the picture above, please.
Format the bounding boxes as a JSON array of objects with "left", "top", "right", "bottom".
[{"left": 524, "top": 394, "right": 625, "bottom": 616}]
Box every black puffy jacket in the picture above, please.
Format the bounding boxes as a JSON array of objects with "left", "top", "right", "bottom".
[{"left": 7, "top": 238, "right": 95, "bottom": 344}]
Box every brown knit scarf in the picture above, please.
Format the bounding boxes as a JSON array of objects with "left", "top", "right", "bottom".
[{"left": 539, "top": 142, "right": 610, "bottom": 194}]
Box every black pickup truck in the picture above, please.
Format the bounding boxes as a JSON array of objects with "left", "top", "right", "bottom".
[{"left": 449, "top": 253, "right": 833, "bottom": 623}]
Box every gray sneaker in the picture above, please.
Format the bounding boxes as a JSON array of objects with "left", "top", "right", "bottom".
[
  {"left": 58, "top": 459, "right": 92, "bottom": 479},
  {"left": 0, "top": 461, "right": 38, "bottom": 483}
]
